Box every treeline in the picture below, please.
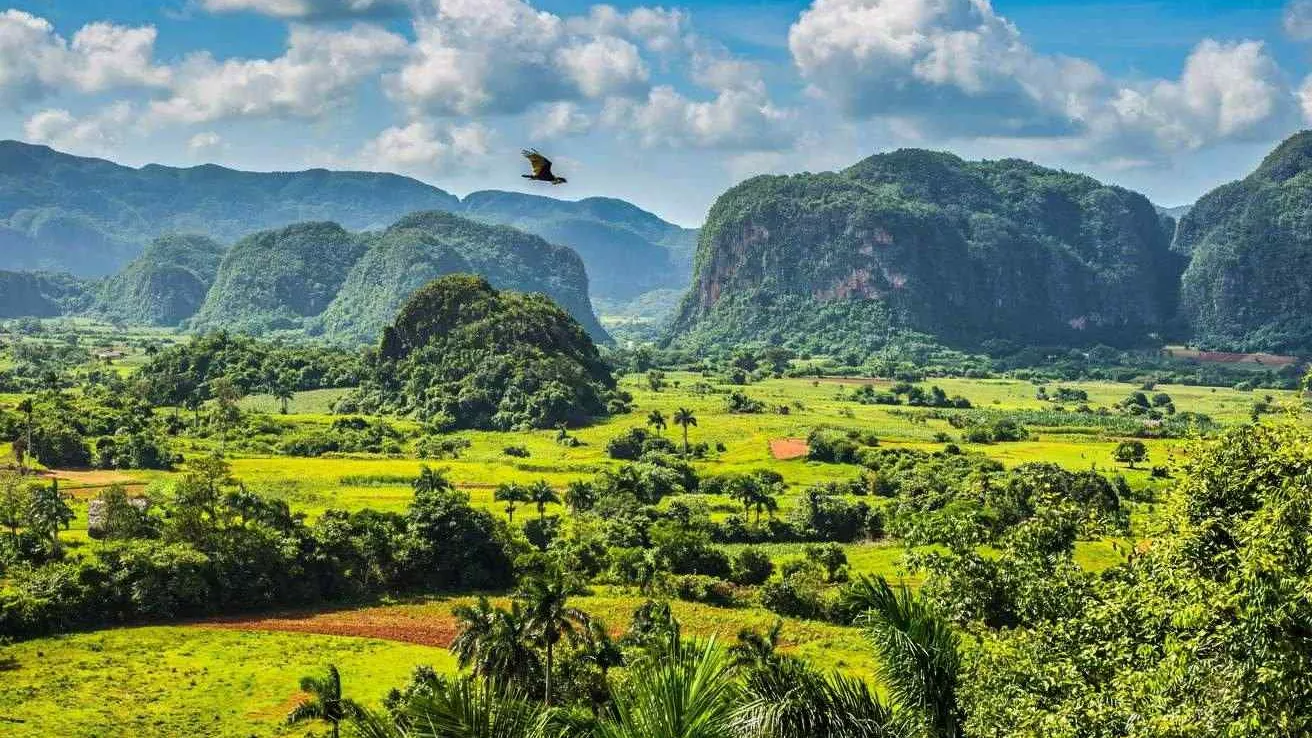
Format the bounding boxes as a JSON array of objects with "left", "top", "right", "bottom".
[{"left": 0, "top": 462, "right": 511, "bottom": 639}]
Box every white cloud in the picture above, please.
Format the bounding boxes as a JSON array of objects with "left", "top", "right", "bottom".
[
  {"left": 354, "top": 119, "right": 492, "bottom": 177},
  {"left": 1285, "top": 0, "right": 1312, "bottom": 40},
  {"left": 390, "top": 0, "right": 666, "bottom": 116},
  {"left": 150, "top": 23, "right": 407, "bottom": 124},
  {"left": 568, "top": 5, "right": 689, "bottom": 54},
  {"left": 1107, "top": 40, "right": 1288, "bottom": 152},
  {"left": 198, "top": 0, "right": 410, "bottom": 20},
  {"left": 531, "top": 102, "right": 592, "bottom": 139},
  {"left": 603, "top": 85, "right": 792, "bottom": 151},
  {"left": 188, "top": 131, "right": 225, "bottom": 156},
  {"left": 0, "top": 11, "right": 169, "bottom": 106},
  {"left": 23, "top": 103, "right": 136, "bottom": 154}
]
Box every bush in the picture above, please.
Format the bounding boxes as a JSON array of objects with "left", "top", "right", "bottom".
[
  {"left": 605, "top": 427, "right": 677, "bottom": 460},
  {"left": 730, "top": 546, "right": 775, "bottom": 585},
  {"left": 667, "top": 574, "right": 737, "bottom": 606},
  {"left": 759, "top": 568, "right": 827, "bottom": 620},
  {"left": 503, "top": 445, "right": 531, "bottom": 458},
  {"left": 415, "top": 436, "right": 472, "bottom": 460}
]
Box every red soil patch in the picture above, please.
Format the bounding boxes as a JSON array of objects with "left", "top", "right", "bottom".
[
  {"left": 1164, "top": 348, "right": 1300, "bottom": 367},
  {"left": 770, "top": 438, "right": 809, "bottom": 460},
  {"left": 195, "top": 606, "right": 461, "bottom": 649}
]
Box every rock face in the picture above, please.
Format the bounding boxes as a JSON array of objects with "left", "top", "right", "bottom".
[
  {"left": 1175, "top": 132, "right": 1312, "bottom": 354},
  {"left": 94, "top": 234, "right": 227, "bottom": 326},
  {"left": 669, "top": 149, "right": 1182, "bottom": 352},
  {"left": 318, "top": 210, "right": 606, "bottom": 343}
]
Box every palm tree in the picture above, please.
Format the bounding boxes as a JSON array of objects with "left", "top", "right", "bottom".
[
  {"left": 733, "top": 657, "right": 898, "bottom": 738},
  {"left": 577, "top": 618, "right": 625, "bottom": 676},
  {"left": 495, "top": 483, "right": 529, "bottom": 524},
  {"left": 15, "top": 397, "right": 32, "bottom": 473},
  {"left": 527, "top": 480, "right": 560, "bottom": 521},
  {"left": 286, "top": 664, "right": 361, "bottom": 738},
  {"left": 354, "top": 677, "right": 544, "bottom": 738},
  {"left": 451, "top": 597, "right": 542, "bottom": 688},
  {"left": 183, "top": 391, "right": 203, "bottom": 433},
  {"left": 729, "top": 619, "right": 784, "bottom": 668},
  {"left": 647, "top": 410, "right": 667, "bottom": 435},
  {"left": 843, "top": 576, "right": 962, "bottom": 738},
  {"left": 271, "top": 370, "right": 297, "bottom": 415},
  {"left": 518, "top": 572, "right": 590, "bottom": 706},
  {"left": 562, "top": 480, "right": 596, "bottom": 515},
  {"left": 596, "top": 637, "right": 738, "bottom": 738},
  {"left": 414, "top": 465, "right": 454, "bottom": 495},
  {"left": 673, "top": 407, "right": 697, "bottom": 455}
]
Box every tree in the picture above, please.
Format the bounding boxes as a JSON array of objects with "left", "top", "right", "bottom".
[
  {"left": 271, "top": 370, "right": 297, "bottom": 415},
  {"left": 0, "top": 472, "right": 23, "bottom": 544},
  {"left": 357, "top": 677, "right": 543, "bottom": 738},
  {"left": 183, "top": 392, "right": 204, "bottom": 433},
  {"left": 527, "top": 480, "right": 560, "bottom": 521},
  {"left": 843, "top": 576, "right": 962, "bottom": 738},
  {"left": 451, "top": 597, "right": 542, "bottom": 688},
  {"left": 562, "top": 480, "right": 596, "bottom": 515},
  {"left": 26, "top": 480, "right": 72, "bottom": 552},
  {"left": 495, "top": 483, "right": 530, "bottom": 524},
  {"left": 596, "top": 637, "right": 738, "bottom": 738},
  {"left": 286, "top": 664, "right": 361, "bottom": 738},
  {"left": 208, "top": 377, "right": 242, "bottom": 456},
  {"left": 518, "top": 571, "right": 590, "bottom": 705},
  {"left": 647, "top": 410, "right": 667, "bottom": 435},
  {"left": 728, "top": 475, "right": 779, "bottom": 525},
  {"left": 673, "top": 407, "right": 698, "bottom": 456},
  {"left": 1113, "top": 439, "right": 1148, "bottom": 469},
  {"left": 15, "top": 397, "right": 32, "bottom": 474}
]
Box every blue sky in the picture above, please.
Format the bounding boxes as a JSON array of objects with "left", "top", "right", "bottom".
[{"left": 1, "top": 0, "right": 1309, "bottom": 225}]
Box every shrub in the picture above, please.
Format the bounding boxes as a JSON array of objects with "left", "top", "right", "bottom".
[
  {"left": 667, "top": 574, "right": 737, "bottom": 606},
  {"left": 730, "top": 546, "right": 775, "bottom": 585},
  {"left": 503, "top": 445, "right": 531, "bottom": 458}
]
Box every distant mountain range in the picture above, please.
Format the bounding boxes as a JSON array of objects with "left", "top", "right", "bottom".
[{"left": 0, "top": 140, "right": 693, "bottom": 307}]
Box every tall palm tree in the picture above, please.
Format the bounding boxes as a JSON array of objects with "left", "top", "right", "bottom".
[
  {"left": 414, "top": 465, "right": 454, "bottom": 495},
  {"left": 495, "top": 483, "right": 530, "bottom": 524},
  {"left": 647, "top": 410, "right": 667, "bottom": 435},
  {"left": 562, "top": 480, "right": 596, "bottom": 515},
  {"left": 286, "top": 664, "right": 361, "bottom": 738},
  {"left": 842, "top": 576, "right": 962, "bottom": 738},
  {"left": 596, "top": 637, "right": 738, "bottom": 738},
  {"left": 673, "top": 408, "right": 697, "bottom": 456},
  {"left": 733, "top": 657, "right": 899, "bottom": 738},
  {"left": 451, "top": 597, "right": 542, "bottom": 688},
  {"left": 354, "top": 677, "right": 544, "bottom": 738},
  {"left": 527, "top": 480, "right": 560, "bottom": 521},
  {"left": 518, "top": 572, "right": 590, "bottom": 706},
  {"left": 15, "top": 397, "right": 32, "bottom": 473}
]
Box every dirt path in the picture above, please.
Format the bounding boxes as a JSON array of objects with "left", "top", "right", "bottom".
[
  {"left": 769, "top": 438, "right": 809, "bottom": 460},
  {"left": 194, "top": 606, "right": 461, "bottom": 648}
]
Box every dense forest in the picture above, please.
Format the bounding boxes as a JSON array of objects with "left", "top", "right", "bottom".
[{"left": 668, "top": 149, "right": 1185, "bottom": 354}]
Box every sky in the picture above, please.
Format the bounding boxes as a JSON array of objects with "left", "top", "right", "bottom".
[{"left": 1, "top": 0, "right": 1310, "bottom": 226}]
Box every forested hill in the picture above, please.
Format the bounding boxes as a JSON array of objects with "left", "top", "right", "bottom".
[
  {"left": 0, "top": 140, "right": 458, "bottom": 276},
  {"left": 1175, "top": 130, "right": 1312, "bottom": 354},
  {"left": 0, "top": 141, "right": 695, "bottom": 305},
  {"left": 667, "top": 149, "right": 1184, "bottom": 354},
  {"left": 180, "top": 211, "right": 607, "bottom": 343}
]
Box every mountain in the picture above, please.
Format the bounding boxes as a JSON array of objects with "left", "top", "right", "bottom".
[
  {"left": 1175, "top": 132, "right": 1312, "bottom": 354},
  {"left": 668, "top": 149, "right": 1183, "bottom": 354},
  {"left": 317, "top": 210, "right": 606, "bottom": 343},
  {"left": 0, "top": 271, "right": 92, "bottom": 318},
  {"left": 0, "top": 140, "right": 459, "bottom": 277},
  {"left": 191, "top": 222, "right": 367, "bottom": 334},
  {"left": 352, "top": 274, "right": 616, "bottom": 430},
  {"left": 0, "top": 142, "right": 695, "bottom": 310},
  {"left": 460, "top": 190, "right": 698, "bottom": 303},
  {"left": 93, "top": 234, "right": 226, "bottom": 326}
]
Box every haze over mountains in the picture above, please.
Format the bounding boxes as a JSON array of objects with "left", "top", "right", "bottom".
[{"left": 1, "top": 134, "right": 1311, "bottom": 356}]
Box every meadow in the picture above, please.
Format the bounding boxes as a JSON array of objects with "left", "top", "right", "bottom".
[{"left": 1, "top": 328, "right": 1301, "bottom": 737}]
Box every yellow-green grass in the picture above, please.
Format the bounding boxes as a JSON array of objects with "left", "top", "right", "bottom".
[
  {"left": 0, "top": 626, "right": 455, "bottom": 738},
  {"left": 238, "top": 388, "right": 353, "bottom": 415}
]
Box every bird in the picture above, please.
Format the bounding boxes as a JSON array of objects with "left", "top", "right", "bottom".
[{"left": 522, "top": 149, "right": 567, "bottom": 185}]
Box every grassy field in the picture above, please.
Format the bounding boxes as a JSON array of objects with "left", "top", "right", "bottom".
[{"left": 4, "top": 357, "right": 1298, "bottom": 737}]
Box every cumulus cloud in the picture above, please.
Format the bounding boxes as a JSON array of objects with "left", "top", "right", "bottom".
[
  {"left": 150, "top": 23, "right": 407, "bottom": 124},
  {"left": 1285, "top": 0, "right": 1312, "bottom": 40},
  {"left": 188, "top": 131, "right": 225, "bottom": 156},
  {"left": 354, "top": 119, "right": 492, "bottom": 177},
  {"left": 603, "top": 86, "right": 792, "bottom": 151},
  {"left": 198, "top": 0, "right": 410, "bottom": 20},
  {"left": 789, "top": 0, "right": 1297, "bottom": 160},
  {"left": 531, "top": 102, "right": 593, "bottom": 139},
  {"left": 0, "top": 11, "right": 169, "bottom": 106},
  {"left": 23, "top": 103, "right": 136, "bottom": 154},
  {"left": 390, "top": 0, "right": 667, "bottom": 116}
]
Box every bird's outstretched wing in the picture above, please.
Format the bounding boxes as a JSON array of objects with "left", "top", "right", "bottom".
[{"left": 522, "top": 148, "right": 553, "bottom": 178}]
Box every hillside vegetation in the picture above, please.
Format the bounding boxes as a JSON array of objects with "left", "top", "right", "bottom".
[
  {"left": 350, "top": 274, "right": 618, "bottom": 430},
  {"left": 93, "top": 234, "right": 226, "bottom": 326},
  {"left": 1176, "top": 131, "right": 1312, "bottom": 354},
  {"left": 670, "top": 149, "right": 1184, "bottom": 354}
]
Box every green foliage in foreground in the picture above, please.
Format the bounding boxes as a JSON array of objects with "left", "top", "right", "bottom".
[{"left": 348, "top": 275, "right": 620, "bottom": 431}]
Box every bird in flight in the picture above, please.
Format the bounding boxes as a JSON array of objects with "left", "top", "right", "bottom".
[{"left": 522, "top": 149, "right": 567, "bottom": 185}]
